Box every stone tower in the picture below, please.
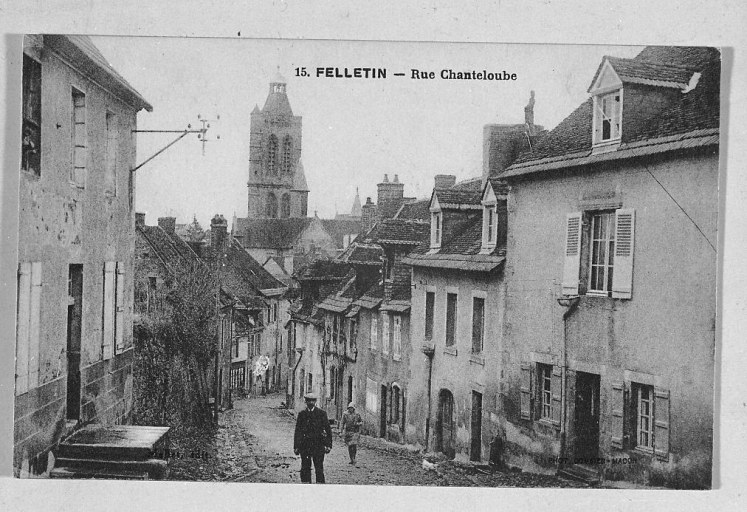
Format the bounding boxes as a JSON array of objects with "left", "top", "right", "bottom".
[{"left": 247, "top": 72, "right": 309, "bottom": 218}]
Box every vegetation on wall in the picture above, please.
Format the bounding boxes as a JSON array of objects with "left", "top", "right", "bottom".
[{"left": 132, "top": 261, "right": 218, "bottom": 431}]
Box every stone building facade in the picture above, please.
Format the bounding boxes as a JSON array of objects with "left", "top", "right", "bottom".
[
  {"left": 14, "top": 35, "right": 151, "bottom": 477},
  {"left": 499, "top": 46, "right": 719, "bottom": 487},
  {"left": 403, "top": 178, "right": 507, "bottom": 461}
]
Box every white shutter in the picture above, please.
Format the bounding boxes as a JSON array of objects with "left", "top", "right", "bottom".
[
  {"left": 520, "top": 363, "right": 532, "bottom": 420},
  {"left": 15, "top": 263, "right": 32, "bottom": 395},
  {"left": 550, "top": 365, "right": 562, "bottom": 428},
  {"left": 115, "top": 262, "right": 126, "bottom": 354},
  {"left": 28, "top": 262, "right": 42, "bottom": 388},
  {"left": 612, "top": 209, "right": 635, "bottom": 299},
  {"left": 382, "top": 313, "right": 389, "bottom": 355},
  {"left": 654, "top": 388, "right": 670, "bottom": 460},
  {"left": 102, "top": 261, "right": 115, "bottom": 359},
  {"left": 562, "top": 213, "right": 582, "bottom": 296},
  {"left": 610, "top": 381, "right": 625, "bottom": 449}
]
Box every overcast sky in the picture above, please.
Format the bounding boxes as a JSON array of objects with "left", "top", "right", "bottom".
[{"left": 91, "top": 37, "right": 641, "bottom": 228}]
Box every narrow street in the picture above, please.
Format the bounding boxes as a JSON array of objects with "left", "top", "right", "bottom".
[{"left": 173, "top": 393, "right": 586, "bottom": 487}]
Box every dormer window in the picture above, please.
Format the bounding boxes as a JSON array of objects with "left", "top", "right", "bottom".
[
  {"left": 431, "top": 212, "right": 442, "bottom": 249},
  {"left": 594, "top": 90, "right": 622, "bottom": 144},
  {"left": 589, "top": 58, "right": 624, "bottom": 152},
  {"left": 429, "top": 195, "right": 442, "bottom": 250},
  {"left": 480, "top": 182, "right": 498, "bottom": 253}
]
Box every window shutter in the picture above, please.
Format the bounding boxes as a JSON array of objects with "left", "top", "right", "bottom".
[
  {"left": 520, "top": 363, "right": 533, "bottom": 420},
  {"left": 610, "top": 381, "right": 625, "bottom": 449},
  {"left": 654, "top": 388, "right": 670, "bottom": 460},
  {"left": 28, "top": 262, "right": 42, "bottom": 388},
  {"left": 562, "top": 213, "right": 582, "bottom": 295},
  {"left": 115, "top": 262, "right": 126, "bottom": 354},
  {"left": 551, "top": 365, "right": 562, "bottom": 428},
  {"left": 102, "top": 261, "right": 115, "bottom": 359},
  {"left": 612, "top": 209, "right": 635, "bottom": 299},
  {"left": 15, "top": 263, "right": 32, "bottom": 395}
]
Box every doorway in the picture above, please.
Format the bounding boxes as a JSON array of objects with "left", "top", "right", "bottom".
[
  {"left": 348, "top": 375, "right": 353, "bottom": 405},
  {"left": 574, "top": 372, "right": 600, "bottom": 460},
  {"left": 380, "top": 384, "right": 388, "bottom": 437},
  {"left": 66, "top": 264, "right": 83, "bottom": 421},
  {"left": 470, "top": 391, "right": 483, "bottom": 461},
  {"left": 437, "top": 389, "right": 455, "bottom": 459}
]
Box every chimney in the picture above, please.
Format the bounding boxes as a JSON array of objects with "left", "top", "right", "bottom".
[
  {"left": 524, "top": 90, "right": 535, "bottom": 127},
  {"left": 361, "top": 197, "right": 377, "bottom": 234},
  {"left": 135, "top": 212, "right": 145, "bottom": 227},
  {"left": 434, "top": 174, "right": 456, "bottom": 189},
  {"left": 157, "top": 216, "right": 176, "bottom": 234},
  {"left": 210, "top": 214, "right": 229, "bottom": 257},
  {"left": 377, "top": 174, "right": 405, "bottom": 219}
]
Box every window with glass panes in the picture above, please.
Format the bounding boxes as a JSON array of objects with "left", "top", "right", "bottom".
[
  {"left": 538, "top": 364, "right": 552, "bottom": 419},
  {"left": 637, "top": 384, "right": 654, "bottom": 450},
  {"left": 425, "top": 291, "right": 435, "bottom": 340},
  {"left": 445, "top": 293, "right": 457, "bottom": 346},
  {"left": 471, "top": 297, "right": 485, "bottom": 353},
  {"left": 589, "top": 211, "right": 615, "bottom": 294},
  {"left": 21, "top": 55, "right": 41, "bottom": 175}
]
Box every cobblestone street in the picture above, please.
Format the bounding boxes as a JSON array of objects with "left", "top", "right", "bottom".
[{"left": 170, "top": 393, "right": 587, "bottom": 488}]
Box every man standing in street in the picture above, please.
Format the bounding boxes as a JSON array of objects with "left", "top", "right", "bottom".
[{"left": 293, "top": 392, "right": 332, "bottom": 483}]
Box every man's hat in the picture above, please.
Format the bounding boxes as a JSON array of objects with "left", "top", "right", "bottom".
[
  {"left": 304, "top": 392, "right": 318, "bottom": 401},
  {"left": 347, "top": 402, "right": 355, "bottom": 409}
]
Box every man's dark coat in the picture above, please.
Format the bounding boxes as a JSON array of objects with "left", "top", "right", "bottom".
[{"left": 294, "top": 406, "right": 333, "bottom": 454}]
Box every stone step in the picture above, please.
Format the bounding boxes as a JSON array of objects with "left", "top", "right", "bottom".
[
  {"left": 54, "top": 457, "right": 169, "bottom": 480},
  {"left": 57, "top": 425, "right": 170, "bottom": 461},
  {"left": 557, "top": 464, "right": 600, "bottom": 485},
  {"left": 50, "top": 466, "right": 150, "bottom": 480}
]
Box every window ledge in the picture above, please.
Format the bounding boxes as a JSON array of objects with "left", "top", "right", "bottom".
[
  {"left": 633, "top": 446, "right": 654, "bottom": 457},
  {"left": 469, "top": 353, "right": 485, "bottom": 365},
  {"left": 585, "top": 291, "right": 611, "bottom": 298},
  {"left": 443, "top": 346, "right": 457, "bottom": 356}
]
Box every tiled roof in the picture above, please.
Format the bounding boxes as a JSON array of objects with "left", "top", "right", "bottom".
[
  {"left": 394, "top": 199, "right": 430, "bottom": 221},
  {"left": 353, "top": 282, "right": 383, "bottom": 309},
  {"left": 224, "top": 239, "right": 287, "bottom": 294},
  {"left": 342, "top": 243, "right": 383, "bottom": 265},
  {"left": 317, "top": 275, "right": 357, "bottom": 313},
  {"left": 433, "top": 188, "right": 482, "bottom": 208},
  {"left": 364, "top": 219, "right": 430, "bottom": 246},
  {"left": 402, "top": 253, "right": 505, "bottom": 272},
  {"left": 450, "top": 177, "right": 483, "bottom": 191},
  {"left": 403, "top": 215, "right": 505, "bottom": 272},
  {"left": 296, "top": 259, "right": 352, "bottom": 281},
  {"left": 487, "top": 177, "right": 510, "bottom": 197},
  {"left": 591, "top": 57, "right": 697, "bottom": 90},
  {"left": 235, "top": 217, "right": 313, "bottom": 249},
  {"left": 138, "top": 225, "right": 203, "bottom": 273},
  {"left": 505, "top": 46, "right": 720, "bottom": 177},
  {"left": 320, "top": 218, "right": 362, "bottom": 248}
]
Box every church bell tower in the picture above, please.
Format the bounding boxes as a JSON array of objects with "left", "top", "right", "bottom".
[{"left": 247, "top": 71, "right": 309, "bottom": 218}]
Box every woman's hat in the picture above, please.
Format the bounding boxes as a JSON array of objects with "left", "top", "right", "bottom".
[{"left": 348, "top": 402, "right": 355, "bottom": 409}]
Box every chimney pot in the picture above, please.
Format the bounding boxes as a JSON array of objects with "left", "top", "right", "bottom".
[
  {"left": 383, "top": 174, "right": 389, "bottom": 183},
  {"left": 135, "top": 212, "right": 145, "bottom": 226},
  {"left": 394, "top": 174, "right": 399, "bottom": 183}
]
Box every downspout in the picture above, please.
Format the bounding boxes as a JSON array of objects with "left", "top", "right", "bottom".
[
  {"left": 558, "top": 296, "right": 580, "bottom": 467},
  {"left": 422, "top": 344, "right": 435, "bottom": 452}
]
